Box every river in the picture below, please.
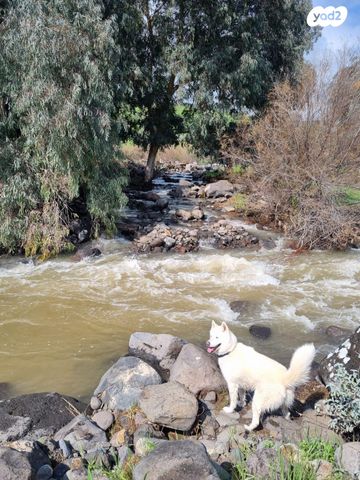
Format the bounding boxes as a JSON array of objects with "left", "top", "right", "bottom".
[{"left": 0, "top": 238, "right": 359, "bottom": 401}]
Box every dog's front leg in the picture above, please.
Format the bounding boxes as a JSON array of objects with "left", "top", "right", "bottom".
[{"left": 223, "top": 382, "right": 238, "bottom": 413}]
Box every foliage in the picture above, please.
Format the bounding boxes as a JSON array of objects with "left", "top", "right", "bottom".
[
  {"left": 325, "top": 365, "right": 360, "bottom": 436},
  {"left": 230, "top": 54, "right": 360, "bottom": 249},
  {"left": 0, "top": 0, "right": 128, "bottom": 257},
  {"left": 232, "top": 165, "right": 247, "bottom": 176},
  {"left": 299, "top": 438, "right": 336, "bottom": 463},
  {"left": 232, "top": 193, "right": 248, "bottom": 211},
  {"left": 115, "top": 0, "right": 317, "bottom": 178}
]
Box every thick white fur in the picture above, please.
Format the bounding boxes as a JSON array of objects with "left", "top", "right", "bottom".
[{"left": 207, "top": 321, "right": 315, "bottom": 431}]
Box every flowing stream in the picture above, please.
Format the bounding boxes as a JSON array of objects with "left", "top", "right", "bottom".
[{"left": 0, "top": 172, "right": 359, "bottom": 401}]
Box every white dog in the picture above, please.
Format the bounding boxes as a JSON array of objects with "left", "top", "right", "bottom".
[{"left": 207, "top": 321, "right": 315, "bottom": 431}]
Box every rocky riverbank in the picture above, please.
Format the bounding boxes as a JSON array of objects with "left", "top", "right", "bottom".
[{"left": 0, "top": 327, "right": 358, "bottom": 479}]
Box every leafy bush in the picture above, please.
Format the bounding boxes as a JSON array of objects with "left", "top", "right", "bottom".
[
  {"left": 0, "top": 0, "right": 128, "bottom": 257},
  {"left": 325, "top": 365, "right": 360, "bottom": 436}
]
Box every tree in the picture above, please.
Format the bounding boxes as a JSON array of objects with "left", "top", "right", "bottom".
[
  {"left": 118, "top": 0, "right": 317, "bottom": 180},
  {"left": 0, "top": 0, "right": 128, "bottom": 257}
]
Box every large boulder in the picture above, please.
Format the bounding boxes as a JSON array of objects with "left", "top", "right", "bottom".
[
  {"left": 139, "top": 382, "right": 198, "bottom": 431},
  {"left": 0, "top": 393, "right": 86, "bottom": 442},
  {"left": 319, "top": 326, "right": 360, "bottom": 385},
  {"left": 169, "top": 344, "right": 226, "bottom": 396},
  {"left": 133, "top": 440, "right": 221, "bottom": 480},
  {"left": 0, "top": 447, "right": 32, "bottom": 480},
  {"left": 335, "top": 442, "right": 360, "bottom": 478},
  {"left": 204, "top": 180, "right": 234, "bottom": 198},
  {"left": 54, "top": 414, "right": 107, "bottom": 453},
  {"left": 128, "top": 332, "right": 186, "bottom": 380},
  {"left": 93, "top": 356, "right": 161, "bottom": 411}
]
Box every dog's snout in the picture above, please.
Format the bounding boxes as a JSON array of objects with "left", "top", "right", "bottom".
[{"left": 206, "top": 340, "right": 210, "bottom": 347}]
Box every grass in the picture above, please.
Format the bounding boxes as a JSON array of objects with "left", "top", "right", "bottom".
[
  {"left": 232, "top": 193, "right": 248, "bottom": 211},
  {"left": 231, "top": 164, "right": 247, "bottom": 176},
  {"left": 342, "top": 187, "right": 360, "bottom": 205},
  {"left": 232, "top": 437, "right": 346, "bottom": 480}
]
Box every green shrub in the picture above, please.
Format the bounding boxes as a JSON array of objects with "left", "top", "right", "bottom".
[
  {"left": 325, "top": 365, "right": 360, "bottom": 436},
  {"left": 232, "top": 193, "right": 248, "bottom": 211}
]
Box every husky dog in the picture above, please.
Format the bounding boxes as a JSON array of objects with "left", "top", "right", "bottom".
[{"left": 207, "top": 321, "right": 315, "bottom": 431}]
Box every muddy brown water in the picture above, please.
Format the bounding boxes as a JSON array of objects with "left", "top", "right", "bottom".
[{"left": 0, "top": 238, "right": 359, "bottom": 401}]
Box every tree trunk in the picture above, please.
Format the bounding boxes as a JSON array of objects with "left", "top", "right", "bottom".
[{"left": 145, "top": 143, "right": 159, "bottom": 183}]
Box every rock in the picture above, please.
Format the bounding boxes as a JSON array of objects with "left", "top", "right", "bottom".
[
  {"left": 319, "top": 326, "right": 360, "bottom": 386},
  {"left": 192, "top": 208, "right": 205, "bottom": 220},
  {"left": 91, "top": 411, "right": 114, "bottom": 431},
  {"left": 204, "top": 180, "right": 234, "bottom": 198},
  {"left": 139, "top": 382, "right": 198, "bottom": 431},
  {"left": 64, "top": 468, "right": 88, "bottom": 480},
  {"left": 0, "top": 411, "right": 32, "bottom": 442},
  {"left": 133, "top": 440, "right": 221, "bottom": 480},
  {"left": 295, "top": 380, "right": 328, "bottom": 407},
  {"left": 249, "top": 324, "right": 271, "bottom": 340},
  {"left": 128, "top": 332, "right": 186, "bottom": 380},
  {"left": 229, "top": 300, "right": 250, "bottom": 313},
  {"left": 200, "top": 415, "right": 219, "bottom": 439},
  {"left": 214, "top": 411, "right": 240, "bottom": 428},
  {"left": 93, "top": 356, "right": 161, "bottom": 411},
  {"left": 203, "top": 391, "right": 217, "bottom": 403},
  {"left": 5, "top": 440, "right": 50, "bottom": 472},
  {"left": 54, "top": 414, "right": 107, "bottom": 453},
  {"left": 163, "top": 236, "right": 176, "bottom": 249},
  {"left": 0, "top": 446, "right": 32, "bottom": 480},
  {"left": 0, "top": 393, "right": 85, "bottom": 442},
  {"left": 156, "top": 198, "right": 169, "bottom": 210},
  {"left": 179, "top": 179, "right": 193, "bottom": 187},
  {"left": 169, "top": 344, "right": 226, "bottom": 396},
  {"left": 36, "top": 464, "right": 53, "bottom": 480},
  {"left": 335, "top": 442, "right": 360, "bottom": 478},
  {"left": 58, "top": 439, "right": 72, "bottom": 458},
  {"left": 309, "top": 459, "right": 333, "bottom": 480},
  {"left": 53, "top": 463, "right": 69, "bottom": 479},
  {"left": 325, "top": 325, "right": 352, "bottom": 340},
  {"left": 90, "top": 396, "right": 102, "bottom": 411},
  {"left": 176, "top": 209, "right": 193, "bottom": 221},
  {"left": 246, "top": 447, "right": 278, "bottom": 478},
  {"left": 116, "top": 445, "right": 133, "bottom": 469}
]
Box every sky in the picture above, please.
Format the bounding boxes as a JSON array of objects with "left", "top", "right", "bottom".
[{"left": 306, "top": 1, "right": 360, "bottom": 63}]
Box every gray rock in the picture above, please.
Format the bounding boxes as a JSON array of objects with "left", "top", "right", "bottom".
[
  {"left": 91, "top": 411, "right": 114, "bottom": 431},
  {"left": 133, "top": 440, "right": 221, "bottom": 480},
  {"left": 58, "top": 439, "right": 72, "bottom": 458},
  {"left": 335, "top": 442, "right": 360, "bottom": 478},
  {"left": 163, "top": 236, "right": 176, "bottom": 249},
  {"left": 192, "top": 208, "right": 205, "bottom": 220},
  {"left": 249, "top": 324, "right": 271, "bottom": 340},
  {"left": 179, "top": 179, "right": 193, "bottom": 187},
  {"left": 129, "top": 332, "right": 186, "bottom": 380},
  {"left": 169, "top": 343, "right": 226, "bottom": 395},
  {"left": 53, "top": 463, "right": 69, "bottom": 479},
  {"left": 246, "top": 447, "right": 278, "bottom": 478},
  {"left": 0, "top": 411, "right": 32, "bottom": 442},
  {"left": 201, "top": 415, "right": 219, "bottom": 439},
  {"left": 203, "top": 391, "right": 217, "bottom": 403},
  {"left": 93, "top": 356, "right": 161, "bottom": 411},
  {"left": 4, "top": 439, "right": 50, "bottom": 472},
  {"left": 0, "top": 446, "right": 32, "bottom": 480},
  {"left": 90, "top": 397, "right": 102, "bottom": 411},
  {"left": 139, "top": 382, "right": 198, "bottom": 431},
  {"left": 54, "top": 414, "right": 107, "bottom": 453},
  {"left": 319, "top": 326, "right": 360, "bottom": 386},
  {"left": 214, "top": 411, "right": 240, "bottom": 428},
  {"left": 36, "top": 464, "right": 53, "bottom": 480},
  {"left": 0, "top": 393, "right": 85, "bottom": 442},
  {"left": 116, "top": 445, "right": 133, "bottom": 469},
  {"left": 325, "top": 325, "right": 352, "bottom": 340},
  {"left": 229, "top": 300, "right": 251, "bottom": 313},
  {"left": 64, "top": 468, "right": 88, "bottom": 480},
  {"left": 176, "top": 209, "right": 193, "bottom": 221},
  {"left": 309, "top": 459, "right": 333, "bottom": 480},
  {"left": 204, "top": 180, "right": 234, "bottom": 198}
]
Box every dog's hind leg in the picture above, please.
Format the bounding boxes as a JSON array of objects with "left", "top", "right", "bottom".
[
  {"left": 245, "top": 384, "right": 286, "bottom": 431},
  {"left": 282, "top": 389, "right": 294, "bottom": 420},
  {"left": 223, "top": 382, "right": 239, "bottom": 413},
  {"left": 244, "top": 392, "right": 262, "bottom": 432}
]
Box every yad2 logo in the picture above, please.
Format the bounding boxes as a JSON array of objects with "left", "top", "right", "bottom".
[{"left": 307, "top": 6, "right": 348, "bottom": 27}]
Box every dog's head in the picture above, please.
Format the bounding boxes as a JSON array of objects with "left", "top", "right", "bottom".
[{"left": 207, "top": 320, "right": 233, "bottom": 355}]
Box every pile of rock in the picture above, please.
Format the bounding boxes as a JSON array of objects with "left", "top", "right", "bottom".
[
  {"left": 202, "top": 220, "right": 259, "bottom": 249},
  {"left": 133, "top": 223, "right": 200, "bottom": 253},
  {"left": 0, "top": 328, "right": 359, "bottom": 479}
]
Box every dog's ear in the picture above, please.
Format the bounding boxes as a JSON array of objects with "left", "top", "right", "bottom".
[
  {"left": 221, "top": 322, "right": 228, "bottom": 331},
  {"left": 211, "top": 320, "right": 217, "bottom": 328}
]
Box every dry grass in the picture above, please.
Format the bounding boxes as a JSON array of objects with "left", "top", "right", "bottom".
[{"left": 122, "top": 143, "right": 199, "bottom": 167}]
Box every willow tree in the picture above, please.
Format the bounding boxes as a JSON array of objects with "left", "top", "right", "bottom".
[
  {"left": 0, "top": 0, "right": 127, "bottom": 256},
  {"left": 119, "top": 0, "right": 317, "bottom": 181}
]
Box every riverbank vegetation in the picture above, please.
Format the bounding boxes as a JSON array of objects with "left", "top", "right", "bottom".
[{"left": 0, "top": 0, "right": 319, "bottom": 257}]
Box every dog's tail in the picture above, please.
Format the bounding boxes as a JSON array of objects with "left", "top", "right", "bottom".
[{"left": 284, "top": 343, "right": 316, "bottom": 389}]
